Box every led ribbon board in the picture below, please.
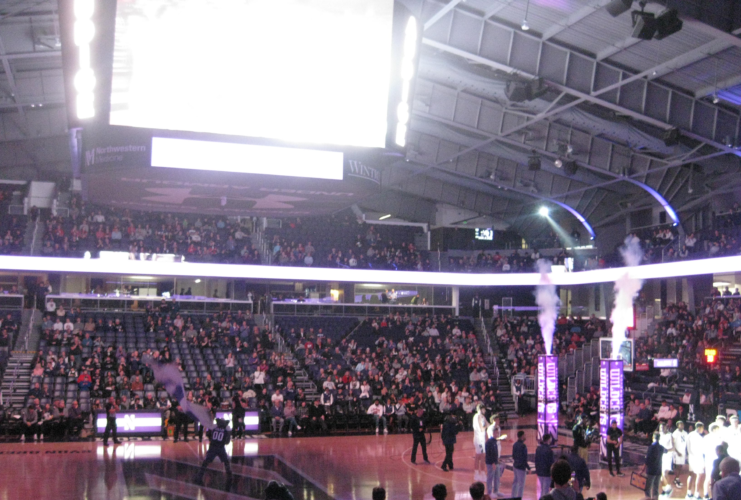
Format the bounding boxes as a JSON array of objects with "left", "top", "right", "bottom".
[
  {"left": 599, "top": 359, "right": 624, "bottom": 461},
  {"left": 537, "top": 355, "right": 559, "bottom": 444},
  {"left": 95, "top": 411, "right": 163, "bottom": 436},
  {"left": 4, "top": 255, "right": 741, "bottom": 286},
  {"left": 215, "top": 411, "right": 260, "bottom": 432}
]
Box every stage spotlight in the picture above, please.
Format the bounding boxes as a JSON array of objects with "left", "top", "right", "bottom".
[
  {"left": 539, "top": 207, "right": 550, "bottom": 217},
  {"left": 631, "top": 11, "right": 657, "bottom": 40},
  {"left": 563, "top": 160, "right": 578, "bottom": 175},
  {"left": 606, "top": 0, "right": 633, "bottom": 17},
  {"left": 654, "top": 9, "right": 683, "bottom": 40},
  {"left": 662, "top": 128, "right": 680, "bottom": 147},
  {"left": 528, "top": 151, "right": 541, "bottom": 171}
]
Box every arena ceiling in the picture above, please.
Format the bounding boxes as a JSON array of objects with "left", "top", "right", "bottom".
[{"left": 1, "top": 0, "right": 741, "bottom": 242}]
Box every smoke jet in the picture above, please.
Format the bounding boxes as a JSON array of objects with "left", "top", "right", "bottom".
[
  {"left": 535, "top": 259, "right": 560, "bottom": 355},
  {"left": 610, "top": 236, "right": 644, "bottom": 359}
]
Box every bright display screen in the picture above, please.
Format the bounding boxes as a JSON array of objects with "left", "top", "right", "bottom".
[
  {"left": 109, "top": 0, "right": 394, "bottom": 148},
  {"left": 475, "top": 228, "right": 494, "bottom": 241}
]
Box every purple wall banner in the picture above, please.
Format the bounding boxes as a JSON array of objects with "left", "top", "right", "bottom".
[
  {"left": 96, "top": 411, "right": 163, "bottom": 436},
  {"left": 599, "top": 359, "right": 624, "bottom": 461},
  {"left": 537, "top": 355, "right": 559, "bottom": 443},
  {"left": 215, "top": 411, "right": 260, "bottom": 432}
]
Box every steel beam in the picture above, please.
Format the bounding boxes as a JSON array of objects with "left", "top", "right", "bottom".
[
  {"left": 542, "top": 0, "right": 613, "bottom": 41},
  {"left": 419, "top": 1, "right": 741, "bottom": 154},
  {"left": 424, "top": 0, "right": 465, "bottom": 31}
]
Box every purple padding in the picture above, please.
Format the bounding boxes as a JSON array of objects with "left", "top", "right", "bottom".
[
  {"left": 599, "top": 359, "right": 624, "bottom": 461},
  {"left": 537, "top": 355, "right": 559, "bottom": 443},
  {"left": 215, "top": 411, "right": 260, "bottom": 431},
  {"left": 96, "top": 411, "right": 163, "bottom": 434}
]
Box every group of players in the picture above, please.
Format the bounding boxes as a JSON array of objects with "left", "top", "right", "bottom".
[{"left": 648, "top": 415, "right": 740, "bottom": 499}]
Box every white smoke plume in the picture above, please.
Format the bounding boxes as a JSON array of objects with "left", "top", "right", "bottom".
[
  {"left": 610, "top": 235, "right": 644, "bottom": 359},
  {"left": 535, "top": 259, "right": 560, "bottom": 355}
]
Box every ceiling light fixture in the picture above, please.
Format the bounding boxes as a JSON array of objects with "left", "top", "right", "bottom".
[
  {"left": 539, "top": 207, "right": 550, "bottom": 217},
  {"left": 521, "top": 0, "right": 530, "bottom": 31},
  {"left": 554, "top": 158, "right": 563, "bottom": 168},
  {"left": 606, "top": 0, "right": 633, "bottom": 17},
  {"left": 379, "top": 214, "right": 392, "bottom": 220}
]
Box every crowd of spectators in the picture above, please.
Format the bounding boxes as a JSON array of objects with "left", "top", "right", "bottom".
[
  {"left": 266, "top": 215, "right": 430, "bottom": 271},
  {"left": 20, "top": 301, "right": 506, "bottom": 440},
  {"left": 41, "top": 195, "right": 261, "bottom": 263},
  {"left": 274, "top": 313, "right": 500, "bottom": 434},
  {"left": 0, "top": 187, "right": 28, "bottom": 256},
  {"left": 492, "top": 314, "right": 608, "bottom": 377},
  {"left": 448, "top": 248, "right": 605, "bottom": 273}
]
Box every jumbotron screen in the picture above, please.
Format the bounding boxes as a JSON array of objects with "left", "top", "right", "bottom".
[{"left": 109, "top": 0, "right": 395, "bottom": 149}]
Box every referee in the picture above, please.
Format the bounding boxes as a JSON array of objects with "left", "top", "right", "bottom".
[
  {"left": 103, "top": 396, "right": 121, "bottom": 446},
  {"left": 409, "top": 408, "right": 430, "bottom": 464}
]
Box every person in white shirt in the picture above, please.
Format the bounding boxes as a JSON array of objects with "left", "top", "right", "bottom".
[
  {"left": 657, "top": 401, "right": 672, "bottom": 421},
  {"left": 472, "top": 404, "right": 488, "bottom": 477},
  {"left": 63, "top": 318, "right": 74, "bottom": 332},
  {"left": 704, "top": 423, "right": 723, "bottom": 499},
  {"left": 686, "top": 421, "right": 706, "bottom": 499},
  {"left": 367, "top": 400, "right": 387, "bottom": 434},
  {"left": 726, "top": 416, "right": 741, "bottom": 462},
  {"left": 659, "top": 423, "right": 675, "bottom": 495},
  {"left": 46, "top": 300, "right": 56, "bottom": 312},
  {"left": 672, "top": 421, "right": 689, "bottom": 491},
  {"left": 53, "top": 318, "right": 64, "bottom": 331}
]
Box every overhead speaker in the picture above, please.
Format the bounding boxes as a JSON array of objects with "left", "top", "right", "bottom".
[
  {"left": 605, "top": 0, "right": 633, "bottom": 17},
  {"left": 663, "top": 128, "right": 680, "bottom": 147},
  {"left": 506, "top": 81, "right": 530, "bottom": 102},
  {"left": 563, "top": 160, "right": 578, "bottom": 175},
  {"left": 654, "top": 9, "right": 683, "bottom": 39},
  {"left": 631, "top": 11, "right": 657, "bottom": 40},
  {"left": 528, "top": 78, "right": 548, "bottom": 100},
  {"left": 528, "top": 154, "right": 541, "bottom": 171}
]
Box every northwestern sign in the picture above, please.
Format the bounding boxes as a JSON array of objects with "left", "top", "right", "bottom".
[
  {"left": 96, "top": 411, "right": 163, "bottom": 436},
  {"left": 215, "top": 411, "right": 260, "bottom": 432},
  {"left": 599, "top": 359, "right": 624, "bottom": 461},
  {"left": 537, "top": 355, "right": 559, "bottom": 444}
]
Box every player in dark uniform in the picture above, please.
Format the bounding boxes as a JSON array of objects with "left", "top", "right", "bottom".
[
  {"left": 103, "top": 396, "right": 121, "bottom": 446},
  {"left": 409, "top": 408, "right": 431, "bottom": 464},
  {"left": 194, "top": 418, "right": 233, "bottom": 490}
]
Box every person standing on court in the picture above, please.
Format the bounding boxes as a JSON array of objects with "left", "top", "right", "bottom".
[
  {"left": 512, "top": 430, "right": 531, "bottom": 498},
  {"left": 473, "top": 404, "right": 488, "bottom": 478},
  {"left": 535, "top": 434, "right": 555, "bottom": 499},
  {"left": 441, "top": 414, "right": 461, "bottom": 471},
  {"left": 410, "top": 408, "right": 431, "bottom": 464},
  {"left": 194, "top": 418, "right": 233, "bottom": 491},
  {"left": 485, "top": 427, "right": 501, "bottom": 497},
  {"left": 606, "top": 419, "right": 625, "bottom": 477},
  {"left": 712, "top": 457, "right": 741, "bottom": 500},
  {"left": 103, "top": 396, "right": 121, "bottom": 446},
  {"left": 643, "top": 432, "right": 665, "bottom": 500}
]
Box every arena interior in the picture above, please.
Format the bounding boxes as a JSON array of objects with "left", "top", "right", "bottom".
[{"left": 1, "top": 1, "right": 741, "bottom": 500}]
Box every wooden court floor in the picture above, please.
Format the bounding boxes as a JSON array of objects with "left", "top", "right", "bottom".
[{"left": 0, "top": 416, "right": 652, "bottom": 500}]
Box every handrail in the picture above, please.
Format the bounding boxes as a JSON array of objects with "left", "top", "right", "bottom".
[{"left": 24, "top": 307, "right": 37, "bottom": 351}]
